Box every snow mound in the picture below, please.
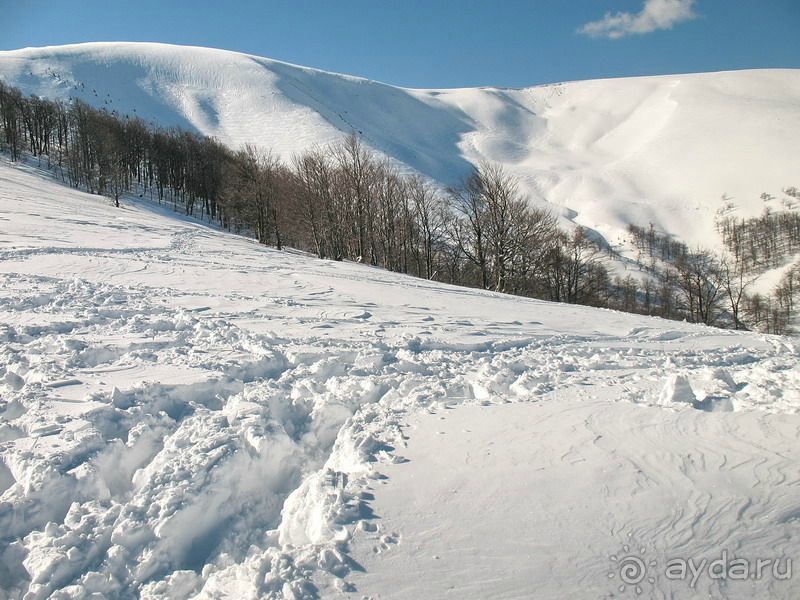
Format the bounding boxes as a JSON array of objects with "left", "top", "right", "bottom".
[{"left": 658, "top": 373, "right": 697, "bottom": 405}]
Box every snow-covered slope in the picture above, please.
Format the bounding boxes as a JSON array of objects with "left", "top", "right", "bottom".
[
  {"left": 2, "top": 42, "right": 799, "bottom": 248},
  {"left": 1, "top": 158, "right": 799, "bottom": 598}
]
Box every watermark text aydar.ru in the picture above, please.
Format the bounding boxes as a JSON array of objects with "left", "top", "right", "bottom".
[{"left": 664, "top": 551, "right": 791, "bottom": 588}]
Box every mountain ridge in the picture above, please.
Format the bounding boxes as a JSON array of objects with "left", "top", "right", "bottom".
[{"left": 5, "top": 40, "right": 795, "bottom": 91}]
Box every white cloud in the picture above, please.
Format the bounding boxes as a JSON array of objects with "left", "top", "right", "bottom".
[{"left": 578, "top": 0, "right": 698, "bottom": 39}]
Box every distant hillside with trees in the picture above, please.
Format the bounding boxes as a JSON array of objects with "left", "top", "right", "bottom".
[{"left": 2, "top": 81, "right": 797, "bottom": 333}]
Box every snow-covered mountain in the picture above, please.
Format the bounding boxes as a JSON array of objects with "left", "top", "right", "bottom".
[
  {"left": 3, "top": 41, "right": 800, "bottom": 599},
  {"left": 2, "top": 42, "right": 799, "bottom": 249}
]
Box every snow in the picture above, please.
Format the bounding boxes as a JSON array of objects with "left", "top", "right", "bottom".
[
  {"left": 1, "top": 42, "right": 799, "bottom": 252},
  {"left": 345, "top": 399, "right": 800, "bottom": 599},
  {"left": 657, "top": 373, "right": 697, "bottom": 406},
  {"left": 1, "top": 155, "right": 799, "bottom": 598}
]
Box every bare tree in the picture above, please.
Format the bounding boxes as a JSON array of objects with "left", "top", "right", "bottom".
[
  {"left": 228, "top": 145, "right": 284, "bottom": 248},
  {"left": 332, "top": 132, "right": 372, "bottom": 262},
  {"left": 673, "top": 250, "right": 723, "bottom": 325},
  {"left": 718, "top": 252, "right": 756, "bottom": 330},
  {"left": 448, "top": 170, "right": 490, "bottom": 289},
  {"left": 408, "top": 175, "right": 446, "bottom": 280}
]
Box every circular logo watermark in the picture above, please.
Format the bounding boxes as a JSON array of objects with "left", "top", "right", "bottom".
[{"left": 609, "top": 540, "right": 657, "bottom": 595}]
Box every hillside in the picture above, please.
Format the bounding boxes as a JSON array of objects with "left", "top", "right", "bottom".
[
  {"left": 2, "top": 42, "right": 799, "bottom": 251},
  {"left": 1, "top": 154, "right": 799, "bottom": 598}
]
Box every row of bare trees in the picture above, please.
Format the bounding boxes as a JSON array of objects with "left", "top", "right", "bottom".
[
  {"left": 717, "top": 209, "right": 800, "bottom": 273},
  {"left": 1, "top": 81, "right": 795, "bottom": 332},
  {"left": 0, "top": 81, "right": 232, "bottom": 213},
  {"left": 0, "top": 81, "right": 613, "bottom": 304},
  {"left": 284, "top": 138, "right": 610, "bottom": 305},
  {"left": 625, "top": 221, "right": 797, "bottom": 334}
]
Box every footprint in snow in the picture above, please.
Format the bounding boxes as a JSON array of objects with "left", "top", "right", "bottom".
[{"left": 345, "top": 310, "right": 372, "bottom": 320}]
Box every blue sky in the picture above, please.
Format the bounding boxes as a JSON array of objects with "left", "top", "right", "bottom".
[{"left": 3, "top": 0, "right": 799, "bottom": 88}]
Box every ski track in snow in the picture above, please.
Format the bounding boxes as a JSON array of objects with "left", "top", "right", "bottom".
[{"left": 0, "top": 159, "right": 799, "bottom": 598}]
